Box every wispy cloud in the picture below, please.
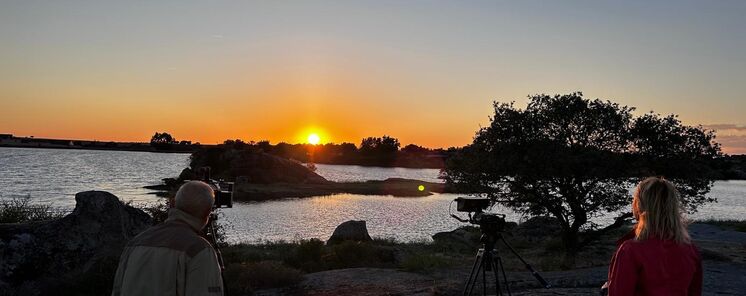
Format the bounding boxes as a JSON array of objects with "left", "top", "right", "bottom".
[
  {"left": 703, "top": 124, "right": 746, "bottom": 132},
  {"left": 703, "top": 124, "right": 746, "bottom": 155},
  {"left": 717, "top": 135, "right": 746, "bottom": 155},
  {"left": 211, "top": 34, "right": 225, "bottom": 39}
]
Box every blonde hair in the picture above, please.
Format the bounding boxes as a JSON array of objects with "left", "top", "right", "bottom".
[{"left": 632, "top": 177, "right": 690, "bottom": 244}]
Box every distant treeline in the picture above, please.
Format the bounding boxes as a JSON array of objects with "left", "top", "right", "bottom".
[
  {"left": 216, "top": 136, "right": 455, "bottom": 169},
  {"left": 714, "top": 154, "right": 746, "bottom": 180}
]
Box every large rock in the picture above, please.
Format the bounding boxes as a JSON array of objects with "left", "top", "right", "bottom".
[
  {"left": 230, "top": 152, "right": 328, "bottom": 184},
  {"left": 432, "top": 226, "right": 482, "bottom": 250},
  {"left": 0, "top": 191, "right": 151, "bottom": 295},
  {"left": 190, "top": 148, "right": 329, "bottom": 184},
  {"left": 327, "top": 220, "right": 373, "bottom": 245}
]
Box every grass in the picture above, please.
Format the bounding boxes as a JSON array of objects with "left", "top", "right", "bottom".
[
  {"left": 696, "top": 219, "right": 746, "bottom": 232},
  {"left": 0, "top": 196, "right": 65, "bottom": 223}
]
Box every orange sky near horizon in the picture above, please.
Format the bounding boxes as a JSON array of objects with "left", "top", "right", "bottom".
[{"left": 2, "top": 2, "right": 746, "bottom": 154}]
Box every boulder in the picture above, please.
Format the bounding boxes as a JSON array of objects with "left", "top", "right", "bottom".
[
  {"left": 327, "top": 220, "right": 373, "bottom": 245},
  {"left": 0, "top": 191, "right": 152, "bottom": 295},
  {"left": 190, "top": 148, "right": 329, "bottom": 184},
  {"left": 228, "top": 152, "right": 329, "bottom": 184},
  {"left": 177, "top": 167, "right": 197, "bottom": 181},
  {"left": 432, "top": 226, "right": 481, "bottom": 250}
]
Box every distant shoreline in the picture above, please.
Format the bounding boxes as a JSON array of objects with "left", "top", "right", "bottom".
[
  {"left": 0, "top": 134, "right": 201, "bottom": 154},
  {"left": 0, "top": 144, "right": 194, "bottom": 154}
]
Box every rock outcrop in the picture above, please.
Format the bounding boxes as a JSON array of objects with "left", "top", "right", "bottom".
[
  {"left": 432, "top": 226, "right": 482, "bottom": 250},
  {"left": 327, "top": 220, "right": 373, "bottom": 245},
  {"left": 189, "top": 147, "right": 329, "bottom": 184},
  {"left": 0, "top": 191, "right": 151, "bottom": 295}
]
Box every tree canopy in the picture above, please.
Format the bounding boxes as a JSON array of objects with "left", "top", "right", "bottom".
[{"left": 443, "top": 92, "right": 721, "bottom": 262}]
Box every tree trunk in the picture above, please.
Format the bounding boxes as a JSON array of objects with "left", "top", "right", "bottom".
[{"left": 560, "top": 229, "right": 580, "bottom": 269}]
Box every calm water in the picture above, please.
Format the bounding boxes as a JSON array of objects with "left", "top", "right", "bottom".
[{"left": 1, "top": 147, "right": 745, "bottom": 243}]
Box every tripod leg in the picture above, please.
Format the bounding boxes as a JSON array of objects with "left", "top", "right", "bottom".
[
  {"left": 490, "top": 252, "right": 502, "bottom": 296},
  {"left": 464, "top": 250, "right": 484, "bottom": 296},
  {"left": 482, "top": 260, "right": 487, "bottom": 296},
  {"left": 497, "top": 256, "right": 511, "bottom": 296}
]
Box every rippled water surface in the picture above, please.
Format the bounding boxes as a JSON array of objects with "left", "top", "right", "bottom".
[
  {"left": 0, "top": 147, "right": 189, "bottom": 204},
  {"left": 2, "top": 147, "right": 744, "bottom": 243}
]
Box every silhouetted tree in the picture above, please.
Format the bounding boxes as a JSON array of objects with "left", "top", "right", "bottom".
[
  {"left": 443, "top": 92, "right": 721, "bottom": 265},
  {"left": 150, "top": 132, "right": 177, "bottom": 150},
  {"left": 359, "top": 136, "right": 400, "bottom": 165},
  {"left": 402, "top": 144, "right": 430, "bottom": 154},
  {"left": 256, "top": 140, "right": 272, "bottom": 153},
  {"left": 360, "top": 136, "right": 400, "bottom": 154},
  {"left": 150, "top": 132, "right": 176, "bottom": 144}
]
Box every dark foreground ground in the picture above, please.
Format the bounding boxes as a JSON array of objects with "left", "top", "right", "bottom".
[{"left": 224, "top": 223, "right": 746, "bottom": 296}]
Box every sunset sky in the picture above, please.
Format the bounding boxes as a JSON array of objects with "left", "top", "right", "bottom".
[{"left": 1, "top": 1, "right": 745, "bottom": 153}]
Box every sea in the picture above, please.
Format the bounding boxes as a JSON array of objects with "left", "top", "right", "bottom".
[{"left": 1, "top": 147, "right": 744, "bottom": 243}]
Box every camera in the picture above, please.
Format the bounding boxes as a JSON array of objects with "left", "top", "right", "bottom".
[
  {"left": 455, "top": 197, "right": 490, "bottom": 212},
  {"left": 208, "top": 180, "right": 234, "bottom": 209},
  {"left": 197, "top": 166, "right": 234, "bottom": 208},
  {"left": 453, "top": 197, "right": 506, "bottom": 232}
]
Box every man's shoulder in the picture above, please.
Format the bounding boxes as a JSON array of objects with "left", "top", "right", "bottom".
[{"left": 129, "top": 221, "right": 212, "bottom": 257}]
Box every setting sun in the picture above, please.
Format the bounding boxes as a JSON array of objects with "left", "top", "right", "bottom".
[{"left": 308, "top": 133, "right": 320, "bottom": 145}]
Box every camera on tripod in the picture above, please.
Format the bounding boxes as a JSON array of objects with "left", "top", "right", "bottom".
[{"left": 451, "top": 197, "right": 550, "bottom": 295}]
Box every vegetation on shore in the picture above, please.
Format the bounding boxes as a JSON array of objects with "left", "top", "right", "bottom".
[
  {"left": 190, "top": 136, "right": 452, "bottom": 169},
  {"left": 0, "top": 196, "right": 64, "bottom": 223}
]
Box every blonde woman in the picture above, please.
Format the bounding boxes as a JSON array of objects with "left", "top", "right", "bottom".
[{"left": 606, "top": 177, "right": 702, "bottom": 295}]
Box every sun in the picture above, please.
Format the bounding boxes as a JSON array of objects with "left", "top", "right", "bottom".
[{"left": 307, "top": 133, "right": 320, "bottom": 145}]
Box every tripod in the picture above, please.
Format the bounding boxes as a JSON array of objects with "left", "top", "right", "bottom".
[
  {"left": 463, "top": 231, "right": 550, "bottom": 296},
  {"left": 206, "top": 213, "right": 229, "bottom": 296}
]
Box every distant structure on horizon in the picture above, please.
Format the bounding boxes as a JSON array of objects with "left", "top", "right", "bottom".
[{"left": 0, "top": 134, "right": 199, "bottom": 153}]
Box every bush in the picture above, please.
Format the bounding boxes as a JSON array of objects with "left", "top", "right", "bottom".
[
  {"left": 0, "top": 196, "right": 64, "bottom": 223},
  {"left": 138, "top": 199, "right": 170, "bottom": 224}
]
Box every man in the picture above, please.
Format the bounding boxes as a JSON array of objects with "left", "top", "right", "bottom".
[{"left": 111, "top": 181, "right": 224, "bottom": 296}]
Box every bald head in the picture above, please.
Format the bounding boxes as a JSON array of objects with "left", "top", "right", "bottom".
[{"left": 175, "top": 181, "right": 214, "bottom": 221}]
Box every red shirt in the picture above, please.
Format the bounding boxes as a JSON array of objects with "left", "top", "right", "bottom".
[{"left": 608, "top": 236, "right": 702, "bottom": 296}]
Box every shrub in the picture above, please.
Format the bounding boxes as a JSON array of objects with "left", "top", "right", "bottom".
[
  {"left": 0, "top": 196, "right": 64, "bottom": 223},
  {"left": 139, "top": 199, "right": 170, "bottom": 224}
]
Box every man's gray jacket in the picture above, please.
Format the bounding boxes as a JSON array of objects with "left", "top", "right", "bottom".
[{"left": 111, "top": 208, "right": 224, "bottom": 296}]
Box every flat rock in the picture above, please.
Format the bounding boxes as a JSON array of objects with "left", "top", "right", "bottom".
[{"left": 300, "top": 268, "right": 435, "bottom": 296}]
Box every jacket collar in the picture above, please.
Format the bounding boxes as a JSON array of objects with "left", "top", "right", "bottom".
[{"left": 166, "top": 208, "right": 206, "bottom": 232}]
